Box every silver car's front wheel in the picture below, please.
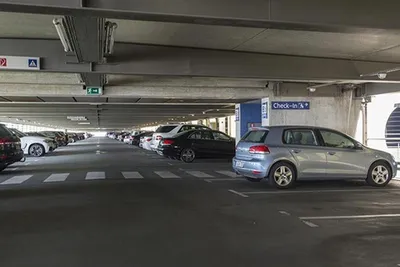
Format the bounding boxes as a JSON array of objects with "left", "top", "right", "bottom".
[
  {"left": 269, "top": 162, "right": 296, "bottom": 189},
  {"left": 367, "top": 162, "right": 391, "bottom": 187}
]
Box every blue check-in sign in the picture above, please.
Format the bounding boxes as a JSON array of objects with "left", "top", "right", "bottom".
[{"left": 271, "top": 101, "right": 310, "bottom": 110}]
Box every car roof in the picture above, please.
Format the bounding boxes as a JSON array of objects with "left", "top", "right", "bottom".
[{"left": 250, "top": 125, "right": 337, "bottom": 131}]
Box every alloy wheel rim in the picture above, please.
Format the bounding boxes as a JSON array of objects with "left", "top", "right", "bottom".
[
  {"left": 274, "top": 166, "right": 293, "bottom": 186},
  {"left": 182, "top": 149, "right": 194, "bottom": 161},
  {"left": 371, "top": 165, "right": 389, "bottom": 184},
  {"left": 30, "top": 145, "right": 42, "bottom": 156}
]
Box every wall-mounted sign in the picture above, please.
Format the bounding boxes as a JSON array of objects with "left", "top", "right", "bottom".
[
  {"left": 261, "top": 97, "right": 270, "bottom": 126},
  {"left": 271, "top": 101, "right": 310, "bottom": 110},
  {"left": 0, "top": 56, "right": 40, "bottom": 70},
  {"left": 86, "top": 87, "right": 103, "bottom": 96},
  {"left": 235, "top": 106, "right": 240, "bottom": 121}
]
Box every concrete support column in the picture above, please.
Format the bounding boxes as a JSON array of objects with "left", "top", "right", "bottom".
[{"left": 267, "top": 87, "right": 361, "bottom": 137}]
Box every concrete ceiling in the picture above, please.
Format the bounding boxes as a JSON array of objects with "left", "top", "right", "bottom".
[
  {"left": 3, "top": 12, "right": 400, "bottom": 63},
  {"left": 0, "top": 103, "right": 235, "bottom": 130}
]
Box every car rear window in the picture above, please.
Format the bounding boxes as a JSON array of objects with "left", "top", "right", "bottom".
[
  {"left": 0, "top": 125, "right": 14, "bottom": 138},
  {"left": 241, "top": 130, "right": 269, "bottom": 143},
  {"left": 155, "top": 126, "right": 176, "bottom": 133}
]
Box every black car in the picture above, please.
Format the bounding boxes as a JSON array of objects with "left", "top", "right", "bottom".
[
  {"left": 131, "top": 131, "right": 154, "bottom": 146},
  {"left": 157, "top": 129, "right": 235, "bottom": 163},
  {"left": 40, "top": 131, "right": 67, "bottom": 146},
  {"left": 0, "top": 124, "right": 24, "bottom": 172}
]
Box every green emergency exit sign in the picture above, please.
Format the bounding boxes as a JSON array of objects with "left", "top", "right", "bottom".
[{"left": 86, "top": 87, "right": 103, "bottom": 95}]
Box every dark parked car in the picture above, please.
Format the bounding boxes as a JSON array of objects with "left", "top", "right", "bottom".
[
  {"left": 40, "top": 131, "right": 67, "bottom": 146},
  {"left": 157, "top": 129, "right": 235, "bottom": 162},
  {"left": 131, "top": 131, "right": 154, "bottom": 146},
  {"left": 0, "top": 124, "right": 24, "bottom": 172}
]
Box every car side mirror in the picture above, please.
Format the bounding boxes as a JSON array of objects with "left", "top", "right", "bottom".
[{"left": 355, "top": 142, "right": 363, "bottom": 149}]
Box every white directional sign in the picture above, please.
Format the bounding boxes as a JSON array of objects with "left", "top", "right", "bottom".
[{"left": 0, "top": 56, "right": 40, "bottom": 70}]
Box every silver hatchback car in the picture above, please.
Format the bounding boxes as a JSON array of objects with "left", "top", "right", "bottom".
[{"left": 233, "top": 126, "right": 397, "bottom": 189}]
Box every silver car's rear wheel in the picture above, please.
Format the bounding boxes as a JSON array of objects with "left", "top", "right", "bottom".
[
  {"left": 367, "top": 162, "right": 391, "bottom": 187},
  {"left": 269, "top": 162, "right": 296, "bottom": 189}
]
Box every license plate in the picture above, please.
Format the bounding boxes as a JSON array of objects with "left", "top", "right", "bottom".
[{"left": 235, "top": 160, "right": 244, "bottom": 168}]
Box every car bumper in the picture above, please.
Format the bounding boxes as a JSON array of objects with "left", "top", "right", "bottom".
[
  {"left": 0, "top": 150, "right": 24, "bottom": 167},
  {"left": 232, "top": 157, "right": 269, "bottom": 179},
  {"left": 157, "top": 147, "right": 180, "bottom": 158}
]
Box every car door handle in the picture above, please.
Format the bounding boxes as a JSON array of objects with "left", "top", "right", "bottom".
[
  {"left": 327, "top": 151, "right": 336, "bottom": 155},
  {"left": 291, "top": 149, "right": 301, "bottom": 153}
]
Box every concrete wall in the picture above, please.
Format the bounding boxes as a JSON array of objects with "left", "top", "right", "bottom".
[{"left": 269, "top": 90, "right": 361, "bottom": 136}]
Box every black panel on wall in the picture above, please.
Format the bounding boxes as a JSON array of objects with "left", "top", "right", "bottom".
[{"left": 385, "top": 107, "right": 400, "bottom": 148}]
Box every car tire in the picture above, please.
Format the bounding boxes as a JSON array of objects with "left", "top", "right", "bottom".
[
  {"left": 180, "top": 148, "right": 196, "bottom": 163},
  {"left": 366, "top": 161, "right": 392, "bottom": 187},
  {"left": 29, "top": 144, "right": 45, "bottom": 157},
  {"left": 269, "top": 162, "right": 296, "bottom": 189},
  {"left": 246, "top": 177, "right": 262, "bottom": 182}
]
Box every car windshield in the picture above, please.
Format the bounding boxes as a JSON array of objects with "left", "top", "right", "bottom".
[
  {"left": 241, "top": 130, "right": 269, "bottom": 143},
  {"left": 155, "top": 126, "right": 176, "bottom": 133},
  {"left": 10, "top": 129, "right": 27, "bottom": 137},
  {"left": 0, "top": 125, "right": 14, "bottom": 138}
]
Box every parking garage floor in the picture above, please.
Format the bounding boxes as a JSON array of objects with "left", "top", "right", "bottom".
[{"left": 1, "top": 137, "right": 400, "bottom": 267}]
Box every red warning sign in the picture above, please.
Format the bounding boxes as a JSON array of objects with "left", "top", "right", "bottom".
[{"left": 0, "top": 58, "right": 7, "bottom": 67}]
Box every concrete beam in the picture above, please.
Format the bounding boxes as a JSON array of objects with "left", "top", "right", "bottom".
[
  {"left": 0, "top": 72, "right": 80, "bottom": 84},
  {"left": 1, "top": 0, "right": 400, "bottom": 32},
  {"left": 0, "top": 83, "right": 267, "bottom": 99},
  {"left": 365, "top": 83, "right": 400, "bottom": 96},
  {"left": 4, "top": 39, "right": 400, "bottom": 82}
]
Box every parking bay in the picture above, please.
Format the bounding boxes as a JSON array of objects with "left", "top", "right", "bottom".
[{"left": 1, "top": 137, "right": 400, "bottom": 266}]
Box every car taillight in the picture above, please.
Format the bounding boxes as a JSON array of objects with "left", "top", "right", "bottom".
[
  {"left": 0, "top": 138, "right": 11, "bottom": 150},
  {"left": 249, "top": 145, "right": 270, "bottom": 154},
  {"left": 156, "top": 135, "right": 162, "bottom": 140},
  {"left": 162, "top": 139, "right": 174, "bottom": 145},
  {"left": 146, "top": 138, "right": 152, "bottom": 142}
]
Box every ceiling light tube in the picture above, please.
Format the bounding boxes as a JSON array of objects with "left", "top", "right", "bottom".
[
  {"left": 53, "top": 17, "right": 73, "bottom": 52},
  {"left": 104, "top": 21, "right": 118, "bottom": 55}
]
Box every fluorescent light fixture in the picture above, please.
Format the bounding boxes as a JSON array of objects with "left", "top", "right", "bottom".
[
  {"left": 104, "top": 21, "right": 118, "bottom": 55},
  {"left": 67, "top": 116, "right": 87, "bottom": 121},
  {"left": 78, "top": 122, "right": 90, "bottom": 125},
  {"left": 53, "top": 17, "right": 73, "bottom": 52}
]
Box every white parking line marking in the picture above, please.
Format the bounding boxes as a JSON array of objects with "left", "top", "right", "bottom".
[
  {"left": 299, "top": 214, "right": 400, "bottom": 220},
  {"left": 122, "top": 172, "right": 143, "bottom": 179},
  {"left": 241, "top": 188, "right": 400, "bottom": 195},
  {"left": 216, "top": 171, "right": 239, "bottom": 178},
  {"left": 7, "top": 168, "right": 17, "bottom": 171},
  {"left": 85, "top": 172, "right": 106, "bottom": 180},
  {"left": 301, "top": 220, "right": 319, "bottom": 228},
  {"left": 154, "top": 171, "right": 180, "bottom": 179},
  {"left": 228, "top": 189, "right": 249, "bottom": 198},
  {"left": 44, "top": 173, "right": 69, "bottom": 183},
  {"left": 1, "top": 175, "right": 33, "bottom": 185},
  {"left": 186, "top": 171, "right": 213, "bottom": 178},
  {"left": 204, "top": 178, "right": 243, "bottom": 183},
  {"left": 279, "top": 211, "right": 291, "bottom": 216}
]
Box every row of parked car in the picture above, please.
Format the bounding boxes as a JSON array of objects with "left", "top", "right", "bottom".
[
  {"left": 109, "top": 124, "right": 398, "bottom": 189},
  {"left": 108, "top": 124, "right": 236, "bottom": 163},
  {"left": 0, "top": 123, "right": 91, "bottom": 172}
]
